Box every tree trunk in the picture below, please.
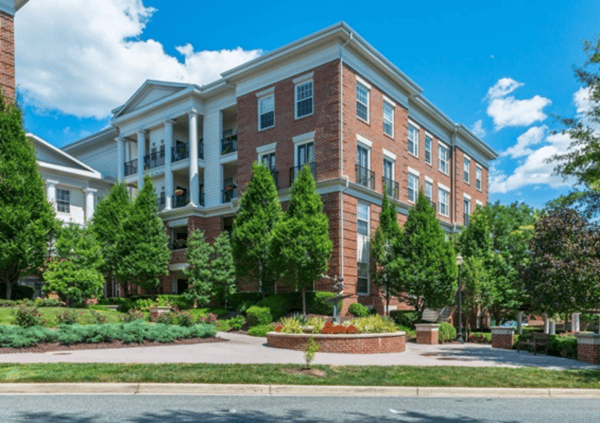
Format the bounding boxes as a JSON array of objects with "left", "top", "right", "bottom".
[
  {"left": 385, "top": 294, "right": 391, "bottom": 317},
  {"left": 0, "top": 264, "right": 20, "bottom": 300},
  {"left": 302, "top": 288, "right": 307, "bottom": 316}
]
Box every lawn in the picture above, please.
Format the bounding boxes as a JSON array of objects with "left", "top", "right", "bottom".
[
  {"left": 0, "top": 307, "right": 123, "bottom": 327},
  {"left": 0, "top": 363, "right": 599, "bottom": 388}
]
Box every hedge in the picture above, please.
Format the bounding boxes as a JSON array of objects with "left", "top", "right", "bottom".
[
  {"left": 246, "top": 306, "right": 272, "bottom": 326},
  {"left": 348, "top": 303, "right": 369, "bottom": 317}
]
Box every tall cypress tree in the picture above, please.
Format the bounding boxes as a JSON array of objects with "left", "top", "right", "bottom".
[
  {"left": 271, "top": 164, "right": 333, "bottom": 315},
  {"left": 0, "top": 96, "right": 57, "bottom": 299},
  {"left": 396, "top": 190, "right": 457, "bottom": 317},
  {"left": 212, "top": 231, "right": 237, "bottom": 308},
  {"left": 115, "top": 174, "right": 170, "bottom": 294},
  {"left": 183, "top": 229, "right": 213, "bottom": 308},
  {"left": 231, "top": 162, "right": 282, "bottom": 295}
]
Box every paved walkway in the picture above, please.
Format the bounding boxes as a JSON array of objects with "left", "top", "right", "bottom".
[{"left": 0, "top": 332, "right": 596, "bottom": 370}]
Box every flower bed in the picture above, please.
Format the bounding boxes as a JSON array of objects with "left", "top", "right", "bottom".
[{"left": 266, "top": 331, "right": 406, "bottom": 354}]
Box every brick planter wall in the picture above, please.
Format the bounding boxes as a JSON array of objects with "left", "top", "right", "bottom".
[
  {"left": 266, "top": 332, "right": 406, "bottom": 354},
  {"left": 490, "top": 326, "right": 514, "bottom": 350},
  {"left": 415, "top": 324, "right": 439, "bottom": 345},
  {"left": 576, "top": 333, "right": 600, "bottom": 364}
]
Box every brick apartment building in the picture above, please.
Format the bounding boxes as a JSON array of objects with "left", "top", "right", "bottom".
[
  {"left": 0, "top": 0, "right": 26, "bottom": 102},
  {"left": 60, "top": 22, "right": 497, "bottom": 313}
]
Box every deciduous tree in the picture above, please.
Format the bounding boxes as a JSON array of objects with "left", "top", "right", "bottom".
[
  {"left": 183, "top": 229, "right": 213, "bottom": 308},
  {"left": 211, "top": 231, "right": 237, "bottom": 308}
]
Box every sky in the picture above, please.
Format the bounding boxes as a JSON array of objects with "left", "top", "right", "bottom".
[{"left": 13, "top": 0, "right": 600, "bottom": 210}]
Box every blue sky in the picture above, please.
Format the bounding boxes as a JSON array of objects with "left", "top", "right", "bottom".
[{"left": 14, "top": 0, "right": 600, "bottom": 209}]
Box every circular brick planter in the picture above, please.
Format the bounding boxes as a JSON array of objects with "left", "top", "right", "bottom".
[{"left": 266, "top": 331, "right": 406, "bottom": 354}]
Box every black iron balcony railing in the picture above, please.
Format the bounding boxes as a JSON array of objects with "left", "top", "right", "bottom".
[
  {"left": 222, "top": 186, "right": 238, "bottom": 203},
  {"left": 221, "top": 134, "right": 238, "bottom": 155},
  {"left": 172, "top": 238, "right": 188, "bottom": 250},
  {"left": 382, "top": 176, "right": 399, "bottom": 200},
  {"left": 356, "top": 164, "right": 375, "bottom": 190},
  {"left": 289, "top": 162, "right": 316, "bottom": 187},
  {"left": 171, "top": 143, "right": 189, "bottom": 162},
  {"left": 198, "top": 139, "right": 204, "bottom": 160},
  {"left": 199, "top": 191, "right": 205, "bottom": 207},
  {"left": 144, "top": 150, "right": 165, "bottom": 170},
  {"left": 269, "top": 169, "right": 279, "bottom": 189},
  {"left": 172, "top": 191, "right": 189, "bottom": 208},
  {"left": 157, "top": 194, "right": 166, "bottom": 211},
  {"left": 124, "top": 159, "right": 137, "bottom": 176}
]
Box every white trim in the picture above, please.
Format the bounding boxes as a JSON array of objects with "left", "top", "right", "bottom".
[
  {"left": 407, "top": 166, "right": 420, "bottom": 176},
  {"left": 476, "top": 200, "right": 483, "bottom": 206},
  {"left": 293, "top": 131, "right": 315, "bottom": 145},
  {"left": 258, "top": 93, "right": 275, "bottom": 131},
  {"left": 294, "top": 77, "right": 314, "bottom": 120},
  {"left": 463, "top": 153, "right": 472, "bottom": 162},
  {"left": 425, "top": 131, "right": 434, "bottom": 139},
  {"left": 256, "top": 142, "right": 277, "bottom": 154},
  {"left": 425, "top": 176, "right": 433, "bottom": 183},
  {"left": 356, "top": 134, "right": 372, "bottom": 148},
  {"left": 356, "top": 75, "right": 372, "bottom": 90},
  {"left": 438, "top": 182, "right": 451, "bottom": 192},
  {"left": 438, "top": 140, "right": 449, "bottom": 150},
  {"left": 382, "top": 95, "right": 395, "bottom": 106},
  {"left": 463, "top": 193, "right": 472, "bottom": 200},
  {"left": 292, "top": 72, "right": 314, "bottom": 84},
  {"left": 408, "top": 119, "right": 420, "bottom": 129},
  {"left": 382, "top": 148, "right": 396, "bottom": 161},
  {"left": 255, "top": 86, "right": 275, "bottom": 98},
  {"left": 356, "top": 200, "right": 370, "bottom": 296}
]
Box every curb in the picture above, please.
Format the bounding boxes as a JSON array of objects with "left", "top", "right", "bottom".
[{"left": 1, "top": 384, "right": 600, "bottom": 398}]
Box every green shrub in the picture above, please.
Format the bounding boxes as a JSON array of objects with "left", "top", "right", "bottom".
[
  {"left": 216, "top": 320, "right": 230, "bottom": 332},
  {"left": 153, "top": 312, "right": 175, "bottom": 325},
  {"left": 120, "top": 309, "right": 144, "bottom": 323},
  {"left": 256, "top": 294, "right": 292, "bottom": 321},
  {"left": 278, "top": 316, "right": 303, "bottom": 333},
  {"left": 396, "top": 325, "right": 416, "bottom": 338},
  {"left": 246, "top": 306, "right": 272, "bottom": 326},
  {"left": 348, "top": 303, "right": 369, "bottom": 317},
  {"left": 229, "top": 292, "right": 263, "bottom": 312},
  {"left": 227, "top": 315, "right": 245, "bottom": 330},
  {"left": 99, "top": 297, "right": 135, "bottom": 313},
  {"left": 390, "top": 310, "right": 419, "bottom": 328},
  {"left": 89, "top": 310, "right": 106, "bottom": 325},
  {"left": 247, "top": 324, "right": 275, "bottom": 337},
  {"left": 469, "top": 332, "right": 492, "bottom": 344},
  {"left": 291, "top": 313, "right": 309, "bottom": 325},
  {"left": 548, "top": 334, "right": 577, "bottom": 359},
  {"left": 0, "top": 299, "right": 17, "bottom": 307},
  {"left": 57, "top": 310, "right": 79, "bottom": 325},
  {"left": 438, "top": 322, "right": 457, "bottom": 343},
  {"left": 34, "top": 298, "right": 62, "bottom": 307},
  {"left": 348, "top": 315, "right": 397, "bottom": 333},
  {"left": 175, "top": 311, "right": 195, "bottom": 327},
  {"left": 11, "top": 285, "right": 34, "bottom": 301},
  {"left": 307, "top": 316, "right": 325, "bottom": 333},
  {"left": 13, "top": 304, "right": 45, "bottom": 328}
]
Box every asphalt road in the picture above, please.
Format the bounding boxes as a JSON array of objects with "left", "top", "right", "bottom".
[{"left": 2, "top": 395, "right": 600, "bottom": 422}]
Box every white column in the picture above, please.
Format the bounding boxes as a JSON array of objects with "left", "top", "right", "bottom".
[
  {"left": 84, "top": 188, "right": 97, "bottom": 222},
  {"left": 164, "top": 120, "right": 174, "bottom": 210},
  {"left": 544, "top": 315, "right": 550, "bottom": 334},
  {"left": 188, "top": 111, "right": 199, "bottom": 206},
  {"left": 550, "top": 319, "right": 556, "bottom": 335},
  {"left": 517, "top": 311, "right": 523, "bottom": 335},
  {"left": 116, "top": 137, "right": 125, "bottom": 181},
  {"left": 137, "top": 130, "right": 147, "bottom": 190},
  {"left": 203, "top": 111, "right": 222, "bottom": 207},
  {"left": 572, "top": 313, "right": 580, "bottom": 333},
  {"left": 46, "top": 179, "right": 58, "bottom": 211}
]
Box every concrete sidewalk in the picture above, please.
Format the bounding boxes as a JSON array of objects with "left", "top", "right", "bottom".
[{"left": 0, "top": 332, "right": 597, "bottom": 370}]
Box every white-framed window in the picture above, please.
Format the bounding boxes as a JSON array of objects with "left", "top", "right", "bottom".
[
  {"left": 258, "top": 94, "right": 275, "bottom": 130},
  {"left": 356, "top": 144, "right": 372, "bottom": 188},
  {"left": 56, "top": 188, "right": 70, "bottom": 213},
  {"left": 292, "top": 132, "right": 315, "bottom": 182},
  {"left": 464, "top": 197, "right": 471, "bottom": 217},
  {"left": 383, "top": 101, "right": 394, "bottom": 136},
  {"left": 357, "top": 201, "right": 370, "bottom": 295},
  {"left": 295, "top": 80, "right": 313, "bottom": 119},
  {"left": 356, "top": 82, "right": 370, "bottom": 122},
  {"left": 464, "top": 157, "right": 471, "bottom": 184},
  {"left": 476, "top": 166, "right": 482, "bottom": 191},
  {"left": 438, "top": 144, "right": 449, "bottom": 174},
  {"left": 438, "top": 187, "right": 450, "bottom": 217},
  {"left": 425, "top": 136, "right": 432, "bottom": 165},
  {"left": 408, "top": 173, "right": 419, "bottom": 203},
  {"left": 408, "top": 125, "right": 419, "bottom": 157},
  {"left": 425, "top": 180, "right": 433, "bottom": 202}
]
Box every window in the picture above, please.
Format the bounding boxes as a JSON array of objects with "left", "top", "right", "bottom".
[
  {"left": 425, "top": 181, "right": 433, "bottom": 202},
  {"left": 56, "top": 188, "right": 70, "bottom": 213},
  {"left": 408, "top": 173, "right": 418, "bottom": 203},
  {"left": 383, "top": 102, "right": 394, "bottom": 136},
  {"left": 295, "top": 80, "right": 313, "bottom": 119},
  {"left": 356, "top": 145, "right": 372, "bottom": 188},
  {"left": 258, "top": 94, "right": 275, "bottom": 130},
  {"left": 425, "top": 136, "right": 432, "bottom": 165},
  {"left": 408, "top": 125, "right": 419, "bottom": 157},
  {"left": 438, "top": 144, "right": 449, "bottom": 174},
  {"left": 464, "top": 198, "right": 471, "bottom": 225},
  {"left": 438, "top": 188, "right": 449, "bottom": 217},
  {"left": 476, "top": 166, "right": 482, "bottom": 191},
  {"left": 261, "top": 152, "right": 276, "bottom": 170},
  {"left": 464, "top": 157, "right": 470, "bottom": 183},
  {"left": 357, "top": 201, "right": 370, "bottom": 295},
  {"left": 356, "top": 83, "right": 369, "bottom": 122}
]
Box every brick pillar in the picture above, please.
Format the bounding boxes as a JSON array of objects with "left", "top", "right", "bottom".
[
  {"left": 415, "top": 323, "right": 439, "bottom": 345},
  {"left": 0, "top": 11, "right": 15, "bottom": 102},
  {"left": 491, "top": 326, "right": 514, "bottom": 349},
  {"left": 576, "top": 333, "right": 600, "bottom": 364}
]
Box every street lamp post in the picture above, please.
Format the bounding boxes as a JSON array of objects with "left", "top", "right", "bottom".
[{"left": 456, "top": 253, "right": 464, "bottom": 344}]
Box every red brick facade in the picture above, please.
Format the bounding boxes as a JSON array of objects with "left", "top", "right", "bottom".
[
  {"left": 415, "top": 324, "right": 440, "bottom": 345},
  {"left": 266, "top": 332, "right": 406, "bottom": 354},
  {"left": 491, "top": 328, "right": 514, "bottom": 350},
  {"left": 576, "top": 334, "right": 600, "bottom": 364},
  {"left": 0, "top": 11, "right": 15, "bottom": 102}
]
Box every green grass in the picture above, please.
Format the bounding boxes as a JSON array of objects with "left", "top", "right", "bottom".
[
  {"left": 0, "top": 307, "right": 123, "bottom": 327},
  {"left": 0, "top": 363, "right": 599, "bottom": 388}
]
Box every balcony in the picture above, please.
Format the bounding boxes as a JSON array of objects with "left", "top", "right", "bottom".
[
  {"left": 270, "top": 169, "right": 279, "bottom": 189},
  {"left": 356, "top": 164, "right": 375, "bottom": 190},
  {"left": 221, "top": 134, "right": 238, "bottom": 155},
  {"left": 144, "top": 150, "right": 165, "bottom": 170},
  {"left": 198, "top": 139, "right": 204, "bottom": 159},
  {"left": 171, "top": 143, "right": 189, "bottom": 162},
  {"left": 157, "top": 194, "right": 166, "bottom": 211},
  {"left": 172, "top": 191, "right": 189, "bottom": 208},
  {"left": 222, "top": 186, "right": 238, "bottom": 203},
  {"left": 382, "top": 176, "right": 399, "bottom": 200},
  {"left": 289, "top": 162, "right": 316, "bottom": 187},
  {"left": 124, "top": 159, "right": 137, "bottom": 176}
]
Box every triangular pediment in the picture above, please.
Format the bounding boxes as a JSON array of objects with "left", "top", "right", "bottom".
[
  {"left": 29, "top": 134, "right": 101, "bottom": 176},
  {"left": 114, "top": 80, "right": 191, "bottom": 118}
]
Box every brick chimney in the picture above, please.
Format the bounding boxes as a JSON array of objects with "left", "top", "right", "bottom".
[{"left": 0, "top": 0, "right": 28, "bottom": 102}]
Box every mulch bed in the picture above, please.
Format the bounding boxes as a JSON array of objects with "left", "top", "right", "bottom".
[
  {"left": 282, "top": 368, "right": 326, "bottom": 377},
  {"left": 0, "top": 336, "right": 228, "bottom": 355}
]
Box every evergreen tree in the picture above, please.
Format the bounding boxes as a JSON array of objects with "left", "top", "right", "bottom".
[
  {"left": 0, "top": 95, "right": 57, "bottom": 299},
  {"left": 231, "top": 162, "right": 282, "bottom": 295},
  {"left": 271, "top": 164, "right": 333, "bottom": 315},
  {"left": 370, "top": 188, "right": 402, "bottom": 315},
  {"left": 183, "top": 229, "right": 213, "bottom": 308},
  {"left": 396, "top": 190, "right": 457, "bottom": 317},
  {"left": 114, "top": 174, "right": 170, "bottom": 294},
  {"left": 212, "top": 231, "right": 237, "bottom": 308},
  {"left": 91, "top": 182, "right": 131, "bottom": 296},
  {"left": 43, "top": 224, "right": 104, "bottom": 306}
]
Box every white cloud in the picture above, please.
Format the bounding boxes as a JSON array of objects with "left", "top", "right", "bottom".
[
  {"left": 502, "top": 125, "right": 547, "bottom": 159},
  {"left": 15, "top": 0, "right": 262, "bottom": 119},
  {"left": 470, "top": 119, "right": 486, "bottom": 138},
  {"left": 485, "top": 78, "right": 551, "bottom": 130}
]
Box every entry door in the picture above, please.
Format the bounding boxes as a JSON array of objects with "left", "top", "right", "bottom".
[{"left": 297, "top": 142, "right": 314, "bottom": 167}]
